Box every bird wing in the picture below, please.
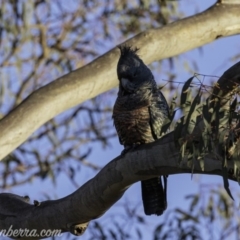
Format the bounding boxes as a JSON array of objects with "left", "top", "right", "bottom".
[
  {"left": 148, "top": 89, "right": 169, "bottom": 139},
  {"left": 112, "top": 106, "right": 124, "bottom": 145}
]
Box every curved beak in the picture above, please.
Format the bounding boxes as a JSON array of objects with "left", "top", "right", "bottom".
[{"left": 121, "top": 78, "right": 129, "bottom": 90}]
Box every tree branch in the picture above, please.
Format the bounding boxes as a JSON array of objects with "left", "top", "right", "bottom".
[
  {"left": 0, "top": 2, "right": 240, "bottom": 160},
  {"left": 0, "top": 131, "right": 237, "bottom": 239},
  {"left": 1, "top": 57, "right": 240, "bottom": 238}
]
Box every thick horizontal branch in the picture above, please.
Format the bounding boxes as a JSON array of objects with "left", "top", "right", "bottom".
[
  {"left": 0, "top": 2, "right": 240, "bottom": 160},
  {"left": 0, "top": 132, "right": 236, "bottom": 239}
]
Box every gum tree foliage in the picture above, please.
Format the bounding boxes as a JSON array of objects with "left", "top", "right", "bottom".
[
  {"left": 154, "top": 185, "right": 240, "bottom": 240},
  {"left": 0, "top": 0, "right": 240, "bottom": 239}
]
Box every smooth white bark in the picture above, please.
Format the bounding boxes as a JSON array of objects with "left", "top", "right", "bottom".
[{"left": 0, "top": 3, "right": 240, "bottom": 160}]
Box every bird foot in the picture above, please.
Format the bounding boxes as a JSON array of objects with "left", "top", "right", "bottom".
[{"left": 121, "top": 144, "right": 140, "bottom": 156}]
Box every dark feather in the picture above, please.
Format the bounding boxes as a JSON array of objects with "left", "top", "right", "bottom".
[{"left": 141, "top": 176, "right": 167, "bottom": 215}]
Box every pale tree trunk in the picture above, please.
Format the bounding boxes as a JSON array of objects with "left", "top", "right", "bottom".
[
  {"left": 0, "top": 1, "right": 240, "bottom": 160},
  {"left": 0, "top": 0, "right": 240, "bottom": 239}
]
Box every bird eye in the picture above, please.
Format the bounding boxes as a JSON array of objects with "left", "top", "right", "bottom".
[{"left": 133, "top": 71, "right": 137, "bottom": 77}]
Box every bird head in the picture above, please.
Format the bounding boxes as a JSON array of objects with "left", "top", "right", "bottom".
[{"left": 117, "top": 45, "right": 155, "bottom": 93}]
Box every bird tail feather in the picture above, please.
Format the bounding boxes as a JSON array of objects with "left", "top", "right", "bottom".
[{"left": 141, "top": 176, "right": 167, "bottom": 215}]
